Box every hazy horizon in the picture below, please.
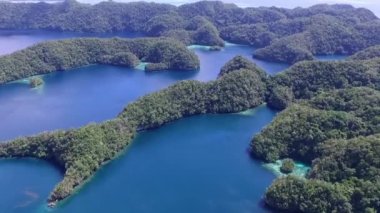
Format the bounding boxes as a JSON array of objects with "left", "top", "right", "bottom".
[
  {"left": 3, "top": 0, "right": 380, "bottom": 17},
  {"left": 78, "top": 0, "right": 380, "bottom": 17}
]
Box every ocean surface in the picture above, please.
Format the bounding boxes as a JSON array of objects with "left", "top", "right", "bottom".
[{"left": 0, "top": 30, "right": 344, "bottom": 213}]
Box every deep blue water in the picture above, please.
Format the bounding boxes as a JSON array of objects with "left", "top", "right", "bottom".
[
  {"left": 51, "top": 106, "right": 277, "bottom": 213},
  {"left": 0, "top": 31, "right": 289, "bottom": 142},
  {"left": 0, "top": 30, "right": 345, "bottom": 213}
]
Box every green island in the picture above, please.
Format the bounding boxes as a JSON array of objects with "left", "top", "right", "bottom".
[
  {"left": 0, "top": 1, "right": 380, "bottom": 212},
  {"left": 251, "top": 87, "right": 380, "bottom": 211},
  {"left": 249, "top": 46, "right": 380, "bottom": 211},
  {"left": 1, "top": 51, "right": 379, "bottom": 212},
  {"left": 0, "top": 56, "right": 267, "bottom": 206},
  {"left": 29, "top": 76, "right": 44, "bottom": 88},
  {"left": 2, "top": 0, "right": 380, "bottom": 63},
  {"left": 0, "top": 37, "right": 199, "bottom": 84},
  {"left": 279, "top": 158, "right": 295, "bottom": 174},
  {"left": 349, "top": 45, "right": 380, "bottom": 60}
]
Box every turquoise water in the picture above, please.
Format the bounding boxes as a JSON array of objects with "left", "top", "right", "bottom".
[{"left": 263, "top": 160, "right": 310, "bottom": 177}]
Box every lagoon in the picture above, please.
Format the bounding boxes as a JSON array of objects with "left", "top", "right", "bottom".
[
  {"left": 51, "top": 106, "right": 277, "bottom": 213},
  {"left": 0, "top": 31, "right": 288, "bottom": 142},
  {"left": 0, "top": 30, "right": 321, "bottom": 213}
]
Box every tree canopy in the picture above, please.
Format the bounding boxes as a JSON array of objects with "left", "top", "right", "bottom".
[
  {"left": 0, "top": 57, "right": 266, "bottom": 205},
  {"left": 1, "top": 0, "right": 380, "bottom": 62},
  {"left": 0, "top": 37, "right": 199, "bottom": 84}
]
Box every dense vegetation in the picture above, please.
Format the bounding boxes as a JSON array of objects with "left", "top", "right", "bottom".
[
  {"left": 29, "top": 76, "right": 44, "bottom": 88},
  {"left": 1, "top": 1, "right": 380, "bottom": 63},
  {"left": 252, "top": 87, "right": 380, "bottom": 162},
  {"left": 0, "top": 2, "right": 380, "bottom": 210},
  {"left": 0, "top": 37, "right": 199, "bottom": 84},
  {"left": 0, "top": 57, "right": 266, "bottom": 205},
  {"left": 1, "top": 42, "right": 379, "bottom": 211},
  {"left": 280, "top": 158, "right": 295, "bottom": 174},
  {"left": 266, "top": 60, "right": 380, "bottom": 110},
  {"left": 0, "top": 118, "right": 136, "bottom": 204},
  {"left": 349, "top": 45, "right": 380, "bottom": 60},
  {"left": 218, "top": 55, "right": 266, "bottom": 78},
  {"left": 120, "top": 67, "right": 267, "bottom": 129},
  {"left": 251, "top": 86, "right": 380, "bottom": 212},
  {"left": 265, "top": 175, "right": 380, "bottom": 213}
]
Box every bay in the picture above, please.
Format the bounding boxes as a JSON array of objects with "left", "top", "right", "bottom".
[{"left": 0, "top": 29, "right": 339, "bottom": 213}]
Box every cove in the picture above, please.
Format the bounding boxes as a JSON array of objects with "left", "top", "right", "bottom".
[
  {"left": 0, "top": 31, "right": 289, "bottom": 142},
  {"left": 0, "top": 30, "right": 348, "bottom": 212},
  {"left": 0, "top": 31, "right": 285, "bottom": 213},
  {"left": 0, "top": 30, "right": 284, "bottom": 212},
  {"left": 49, "top": 105, "right": 277, "bottom": 213}
]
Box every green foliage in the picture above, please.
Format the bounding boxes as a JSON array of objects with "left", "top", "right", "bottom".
[
  {"left": 265, "top": 176, "right": 352, "bottom": 213},
  {"left": 349, "top": 45, "right": 380, "bottom": 60},
  {"left": 1, "top": 2, "right": 380, "bottom": 210},
  {"left": 144, "top": 13, "right": 185, "bottom": 36},
  {"left": 0, "top": 37, "right": 199, "bottom": 84},
  {"left": 98, "top": 52, "right": 139, "bottom": 67},
  {"left": 192, "top": 22, "right": 224, "bottom": 46},
  {"left": 251, "top": 104, "right": 368, "bottom": 162},
  {"left": 220, "top": 24, "right": 275, "bottom": 47},
  {"left": 280, "top": 158, "right": 295, "bottom": 174},
  {"left": 265, "top": 176, "right": 380, "bottom": 213},
  {"left": 0, "top": 118, "right": 136, "bottom": 203},
  {"left": 266, "top": 86, "right": 294, "bottom": 110},
  {"left": 253, "top": 34, "right": 314, "bottom": 64},
  {"left": 0, "top": 63, "right": 267, "bottom": 204},
  {"left": 1, "top": 1, "right": 379, "bottom": 62},
  {"left": 218, "top": 55, "right": 266, "bottom": 79},
  {"left": 120, "top": 68, "right": 267, "bottom": 129},
  {"left": 266, "top": 60, "right": 380, "bottom": 109},
  {"left": 257, "top": 87, "right": 380, "bottom": 212},
  {"left": 252, "top": 14, "right": 380, "bottom": 64},
  {"left": 29, "top": 76, "right": 44, "bottom": 88},
  {"left": 309, "top": 134, "right": 380, "bottom": 182},
  {"left": 308, "top": 87, "right": 380, "bottom": 133}
]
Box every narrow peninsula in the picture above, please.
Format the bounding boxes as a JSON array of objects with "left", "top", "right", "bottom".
[
  {"left": 0, "top": 37, "right": 199, "bottom": 84},
  {"left": 0, "top": 1, "right": 379, "bottom": 212}
]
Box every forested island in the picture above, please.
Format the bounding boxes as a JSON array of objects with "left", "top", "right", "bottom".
[
  {"left": 0, "top": 1, "right": 379, "bottom": 212},
  {"left": 1, "top": 0, "right": 380, "bottom": 63},
  {"left": 1, "top": 52, "right": 379, "bottom": 212},
  {"left": 0, "top": 37, "right": 199, "bottom": 84},
  {"left": 0, "top": 56, "right": 268, "bottom": 205}
]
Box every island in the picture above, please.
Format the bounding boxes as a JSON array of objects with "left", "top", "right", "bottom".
[
  {"left": 0, "top": 37, "right": 199, "bottom": 84},
  {"left": 1, "top": 1, "right": 380, "bottom": 63},
  {"left": 1, "top": 51, "right": 379, "bottom": 211},
  {"left": 349, "top": 45, "right": 380, "bottom": 60},
  {"left": 0, "top": 1, "right": 379, "bottom": 212},
  {"left": 0, "top": 56, "right": 268, "bottom": 205},
  {"left": 251, "top": 89, "right": 380, "bottom": 211},
  {"left": 29, "top": 76, "right": 44, "bottom": 88}
]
